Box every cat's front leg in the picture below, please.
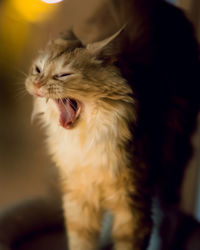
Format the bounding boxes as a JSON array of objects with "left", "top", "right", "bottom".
[
  {"left": 112, "top": 203, "right": 152, "bottom": 250},
  {"left": 106, "top": 192, "right": 152, "bottom": 250},
  {"left": 62, "top": 192, "right": 102, "bottom": 250},
  {"left": 111, "top": 203, "right": 135, "bottom": 250}
]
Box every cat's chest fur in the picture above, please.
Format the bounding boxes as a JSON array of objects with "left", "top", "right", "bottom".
[
  {"left": 36, "top": 98, "right": 121, "bottom": 177},
  {"left": 48, "top": 126, "right": 119, "bottom": 176}
]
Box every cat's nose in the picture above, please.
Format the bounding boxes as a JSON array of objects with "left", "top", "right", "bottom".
[{"left": 34, "top": 82, "right": 43, "bottom": 89}]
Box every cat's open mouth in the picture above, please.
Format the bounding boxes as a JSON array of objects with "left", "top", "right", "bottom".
[{"left": 55, "top": 98, "right": 81, "bottom": 129}]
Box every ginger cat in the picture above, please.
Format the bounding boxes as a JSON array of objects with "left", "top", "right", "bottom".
[{"left": 25, "top": 29, "right": 152, "bottom": 250}]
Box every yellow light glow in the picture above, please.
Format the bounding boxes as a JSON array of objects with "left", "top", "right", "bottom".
[
  {"left": 41, "top": 0, "right": 63, "bottom": 3},
  {"left": 10, "top": 0, "right": 58, "bottom": 22}
]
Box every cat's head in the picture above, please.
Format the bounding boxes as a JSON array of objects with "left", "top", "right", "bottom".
[{"left": 25, "top": 29, "right": 134, "bottom": 129}]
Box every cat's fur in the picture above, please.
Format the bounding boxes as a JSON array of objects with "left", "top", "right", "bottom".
[
  {"left": 25, "top": 1, "right": 200, "bottom": 250},
  {"left": 25, "top": 30, "right": 152, "bottom": 250}
]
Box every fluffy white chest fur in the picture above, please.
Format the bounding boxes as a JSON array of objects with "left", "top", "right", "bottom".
[{"left": 34, "top": 97, "right": 120, "bottom": 177}]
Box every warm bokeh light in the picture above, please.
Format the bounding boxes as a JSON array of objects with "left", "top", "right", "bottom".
[
  {"left": 0, "top": 0, "right": 61, "bottom": 68},
  {"left": 41, "top": 0, "right": 64, "bottom": 3},
  {"left": 10, "top": 0, "right": 58, "bottom": 22}
]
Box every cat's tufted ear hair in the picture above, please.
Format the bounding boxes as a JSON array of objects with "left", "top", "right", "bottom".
[
  {"left": 86, "top": 24, "right": 126, "bottom": 58},
  {"left": 58, "top": 29, "right": 84, "bottom": 48},
  {"left": 61, "top": 29, "right": 80, "bottom": 42},
  {"left": 47, "top": 30, "right": 84, "bottom": 50}
]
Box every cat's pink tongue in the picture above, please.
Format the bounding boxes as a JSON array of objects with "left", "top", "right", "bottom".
[{"left": 57, "top": 99, "right": 76, "bottom": 129}]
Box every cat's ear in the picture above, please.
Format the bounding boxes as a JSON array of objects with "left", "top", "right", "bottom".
[
  {"left": 61, "top": 30, "right": 79, "bottom": 41},
  {"left": 48, "top": 30, "right": 83, "bottom": 49},
  {"left": 86, "top": 25, "right": 125, "bottom": 57}
]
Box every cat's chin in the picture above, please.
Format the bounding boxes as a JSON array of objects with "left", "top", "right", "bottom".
[{"left": 54, "top": 98, "right": 81, "bottom": 129}]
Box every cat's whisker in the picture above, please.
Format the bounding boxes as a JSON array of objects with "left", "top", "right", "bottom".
[
  {"left": 60, "top": 98, "right": 67, "bottom": 109},
  {"left": 15, "top": 89, "right": 27, "bottom": 96},
  {"left": 60, "top": 97, "right": 75, "bottom": 112},
  {"left": 14, "top": 83, "right": 29, "bottom": 98},
  {"left": 14, "top": 81, "right": 27, "bottom": 87},
  {"left": 47, "top": 86, "right": 62, "bottom": 100},
  {"left": 66, "top": 97, "right": 77, "bottom": 111},
  {"left": 59, "top": 97, "right": 73, "bottom": 115},
  {"left": 14, "top": 88, "right": 28, "bottom": 100},
  {"left": 15, "top": 90, "right": 28, "bottom": 97},
  {"left": 15, "top": 84, "right": 27, "bottom": 93},
  {"left": 15, "top": 68, "right": 28, "bottom": 77}
]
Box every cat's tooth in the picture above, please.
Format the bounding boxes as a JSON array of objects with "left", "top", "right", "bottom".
[{"left": 46, "top": 97, "right": 49, "bottom": 103}]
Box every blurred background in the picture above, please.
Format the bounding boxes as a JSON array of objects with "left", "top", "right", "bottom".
[{"left": 0, "top": 0, "right": 199, "bottom": 234}]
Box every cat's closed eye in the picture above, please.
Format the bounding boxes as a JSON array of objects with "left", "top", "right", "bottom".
[
  {"left": 33, "top": 65, "right": 41, "bottom": 75},
  {"left": 53, "top": 73, "right": 72, "bottom": 80}
]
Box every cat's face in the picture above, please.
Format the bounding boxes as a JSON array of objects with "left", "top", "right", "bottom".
[{"left": 25, "top": 31, "right": 133, "bottom": 129}]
